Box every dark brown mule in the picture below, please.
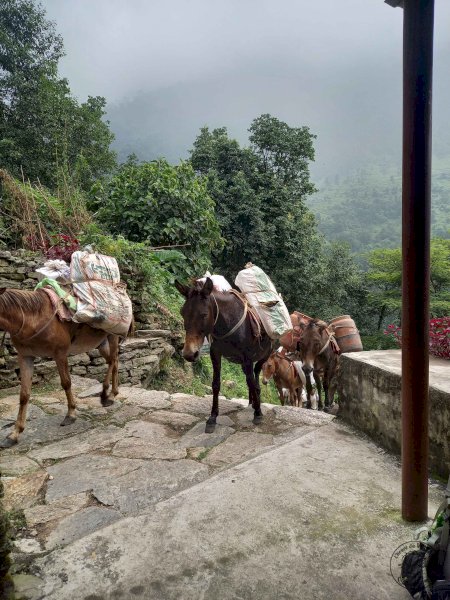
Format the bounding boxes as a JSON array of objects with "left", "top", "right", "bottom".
[
  {"left": 261, "top": 351, "right": 305, "bottom": 407},
  {"left": 175, "top": 278, "right": 272, "bottom": 432},
  {"left": 297, "top": 319, "right": 340, "bottom": 411},
  {"left": 279, "top": 312, "right": 322, "bottom": 408},
  {"left": 0, "top": 288, "right": 121, "bottom": 447}
]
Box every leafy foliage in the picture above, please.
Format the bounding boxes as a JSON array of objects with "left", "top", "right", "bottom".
[
  {"left": 92, "top": 159, "right": 223, "bottom": 274},
  {"left": 0, "top": 0, "right": 116, "bottom": 190},
  {"left": 190, "top": 116, "right": 371, "bottom": 325},
  {"left": 366, "top": 239, "right": 450, "bottom": 324}
]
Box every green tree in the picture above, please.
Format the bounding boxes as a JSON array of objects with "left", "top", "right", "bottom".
[
  {"left": 366, "top": 238, "right": 450, "bottom": 327},
  {"left": 0, "top": 0, "right": 116, "bottom": 189},
  {"left": 92, "top": 159, "right": 223, "bottom": 274},
  {"left": 190, "top": 116, "right": 331, "bottom": 312}
]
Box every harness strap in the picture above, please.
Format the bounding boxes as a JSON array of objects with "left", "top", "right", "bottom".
[
  {"left": 318, "top": 330, "right": 339, "bottom": 355},
  {"left": 212, "top": 299, "right": 248, "bottom": 340}
]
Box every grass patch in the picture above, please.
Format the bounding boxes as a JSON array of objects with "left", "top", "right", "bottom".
[
  {"left": 6, "top": 509, "right": 26, "bottom": 535},
  {"left": 196, "top": 448, "right": 211, "bottom": 461},
  {"left": 148, "top": 353, "right": 281, "bottom": 404}
]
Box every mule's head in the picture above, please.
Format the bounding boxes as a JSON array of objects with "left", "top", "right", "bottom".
[
  {"left": 297, "top": 320, "right": 327, "bottom": 375},
  {"left": 262, "top": 354, "right": 277, "bottom": 384},
  {"left": 175, "top": 278, "right": 215, "bottom": 362}
]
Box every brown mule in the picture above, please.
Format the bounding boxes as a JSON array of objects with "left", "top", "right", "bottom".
[
  {"left": 261, "top": 351, "right": 305, "bottom": 407},
  {"left": 175, "top": 278, "right": 272, "bottom": 432},
  {"left": 297, "top": 319, "right": 340, "bottom": 411},
  {"left": 0, "top": 288, "right": 122, "bottom": 447}
]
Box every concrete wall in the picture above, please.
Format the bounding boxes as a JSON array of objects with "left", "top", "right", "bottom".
[
  {"left": 338, "top": 350, "right": 450, "bottom": 479},
  {"left": 0, "top": 250, "right": 175, "bottom": 388}
]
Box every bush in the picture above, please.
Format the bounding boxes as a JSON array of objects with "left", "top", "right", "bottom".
[
  {"left": 0, "top": 169, "right": 92, "bottom": 250},
  {"left": 91, "top": 159, "right": 223, "bottom": 275}
]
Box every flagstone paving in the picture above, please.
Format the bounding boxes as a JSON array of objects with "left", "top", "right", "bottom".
[{"left": 0, "top": 378, "right": 442, "bottom": 599}]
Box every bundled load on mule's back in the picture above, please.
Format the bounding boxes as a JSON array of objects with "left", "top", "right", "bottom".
[
  {"left": 0, "top": 248, "right": 133, "bottom": 447},
  {"left": 234, "top": 263, "right": 292, "bottom": 341},
  {"left": 36, "top": 250, "right": 133, "bottom": 336}
]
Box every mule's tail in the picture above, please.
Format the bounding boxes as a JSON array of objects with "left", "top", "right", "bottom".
[
  {"left": 118, "top": 316, "right": 135, "bottom": 346},
  {"left": 128, "top": 315, "right": 136, "bottom": 338}
]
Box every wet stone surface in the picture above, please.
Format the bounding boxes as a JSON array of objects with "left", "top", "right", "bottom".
[{"left": 0, "top": 381, "right": 336, "bottom": 581}]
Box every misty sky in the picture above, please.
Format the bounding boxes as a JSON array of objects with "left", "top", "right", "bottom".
[{"left": 43, "top": 0, "right": 450, "bottom": 180}]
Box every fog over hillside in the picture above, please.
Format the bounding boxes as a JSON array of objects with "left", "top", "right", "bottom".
[{"left": 43, "top": 0, "right": 450, "bottom": 196}]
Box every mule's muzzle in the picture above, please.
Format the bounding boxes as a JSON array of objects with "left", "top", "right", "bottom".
[
  {"left": 182, "top": 349, "right": 200, "bottom": 362},
  {"left": 302, "top": 365, "right": 313, "bottom": 376}
]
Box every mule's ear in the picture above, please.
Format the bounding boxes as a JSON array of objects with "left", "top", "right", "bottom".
[
  {"left": 201, "top": 277, "right": 214, "bottom": 297},
  {"left": 174, "top": 280, "right": 189, "bottom": 298},
  {"left": 0, "top": 288, "right": 6, "bottom": 295}
]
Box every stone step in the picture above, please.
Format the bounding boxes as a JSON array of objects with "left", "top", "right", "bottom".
[{"left": 135, "top": 329, "right": 171, "bottom": 339}]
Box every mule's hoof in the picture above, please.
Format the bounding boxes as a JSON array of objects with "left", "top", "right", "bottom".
[
  {"left": 60, "top": 415, "right": 76, "bottom": 427},
  {"left": 205, "top": 418, "right": 216, "bottom": 433},
  {"left": 101, "top": 399, "right": 114, "bottom": 407},
  {"left": 253, "top": 414, "right": 263, "bottom": 425},
  {"left": 0, "top": 437, "right": 17, "bottom": 448}
]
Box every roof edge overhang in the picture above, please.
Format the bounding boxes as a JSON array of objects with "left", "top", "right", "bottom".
[{"left": 385, "top": 0, "right": 404, "bottom": 7}]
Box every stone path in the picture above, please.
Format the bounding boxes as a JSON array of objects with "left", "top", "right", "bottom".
[
  {"left": 0, "top": 379, "right": 443, "bottom": 599},
  {"left": 0, "top": 377, "right": 334, "bottom": 598}
]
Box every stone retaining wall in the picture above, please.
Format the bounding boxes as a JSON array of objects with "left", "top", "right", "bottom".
[
  {"left": 338, "top": 350, "right": 450, "bottom": 479},
  {"left": 0, "top": 250, "right": 175, "bottom": 388}
]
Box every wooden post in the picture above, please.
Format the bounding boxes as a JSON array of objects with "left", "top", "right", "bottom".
[{"left": 401, "top": 0, "right": 434, "bottom": 522}]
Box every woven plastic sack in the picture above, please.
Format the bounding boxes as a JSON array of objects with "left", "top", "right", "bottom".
[
  {"left": 197, "top": 271, "right": 232, "bottom": 292},
  {"left": 70, "top": 251, "right": 133, "bottom": 336},
  {"left": 235, "top": 264, "right": 292, "bottom": 340}
]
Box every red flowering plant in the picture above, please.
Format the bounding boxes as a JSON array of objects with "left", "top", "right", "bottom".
[
  {"left": 384, "top": 323, "right": 402, "bottom": 346},
  {"left": 45, "top": 234, "right": 80, "bottom": 263},
  {"left": 384, "top": 318, "right": 450, "bottom": 360},
  {"left": 26, "top": 233, "right": 80, "bottom": 263},
  {"left": 429, "top": 317, "right": 450, "bottom": 360}
]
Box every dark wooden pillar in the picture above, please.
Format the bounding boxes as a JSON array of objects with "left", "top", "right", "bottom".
[{"left": 401, "top": 0, "right": 434, "bottom": 522}]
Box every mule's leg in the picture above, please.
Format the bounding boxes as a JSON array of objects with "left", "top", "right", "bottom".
[
  {"left": 324, "top": 365, "right": 338, "bottom": 412},
  {"left": 314, "top": 373, "right": 323, "bottom": 410},
  {"left": 206, "top": 346, "right": 221, "bottom": 433},
  {"left": 55, "top": 353, "right": 77, "bottom": 426},
  {"left": 276, "top": 383, "right": 285, "bottom": 406},
  {"left": 243, "top": 360, "right": 262, "bottom": 425},
  {"left": 1, "top": 355, "right": 34, "bottom": 447},
  {"left": 242, "top": 364, "right": 252, "bottom": 406},
  {"left": 322, "top": 368, "right": 331, "bottom": 409},
  {"left": 253, "top": 359, "right": 265, "bottom": 406},
  {"left": 98, "top": 336, "right": 117, "bottom": 407},
  {"left": 304, "top": 376, "right": 313, "bottom": 410},
  {"left": 110, "top": 336, "right": 119, "bottom": 397}
]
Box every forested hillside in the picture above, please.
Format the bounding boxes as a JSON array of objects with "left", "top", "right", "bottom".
[
  {"left": 309, "top": 159, "right": 450, "bottom": 253},
  {"left": 1, "top": 0, "right": 449, "bottom": 355}
]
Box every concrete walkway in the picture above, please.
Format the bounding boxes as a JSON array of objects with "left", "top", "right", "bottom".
[{"left": 0, "top": 377, "right": 443, "bottom": 600}]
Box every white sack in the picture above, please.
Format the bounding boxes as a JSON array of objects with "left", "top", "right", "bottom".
[
  {"left": 70, "top": 251, "right": 133, "bottom": 336},
  {"left": 235, "top": 264, "right": 292, "bottom": 340},
  {"left": 197, "top": 271, "right": 232, "bottom": 292}
]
